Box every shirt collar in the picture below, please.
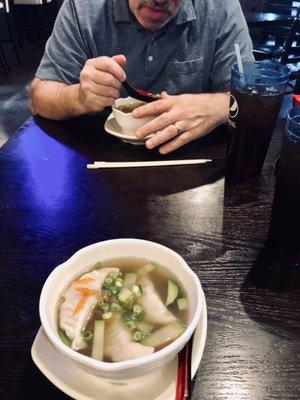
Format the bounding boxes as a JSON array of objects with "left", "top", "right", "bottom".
[{"left": 113, "top": 0, "right": 196, "bottom": 26}]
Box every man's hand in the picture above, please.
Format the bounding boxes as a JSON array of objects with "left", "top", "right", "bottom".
[
  {"left": 78, "top": 54, "right": 126, "bottom": 113},
  {"left": 133, "top": 92, "right": 230, "bottom": 154}
]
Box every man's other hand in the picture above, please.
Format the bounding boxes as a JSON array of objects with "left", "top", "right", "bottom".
[{"left": 133, "top": 91, "right": 230, "bottom": 154}]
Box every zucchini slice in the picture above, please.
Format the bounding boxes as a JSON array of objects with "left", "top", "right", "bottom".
[
  {"left": 166, "top": 280, "right": 179, "bottom": 306},
  {"left": 141, "top": 321, "right": 185, "bottom": 349},
  {"left": 91, "top": 320, "right": 105, "bottom": 361},
  {"left": 177, "top": 297, "right": 188, "bottom": 311}
]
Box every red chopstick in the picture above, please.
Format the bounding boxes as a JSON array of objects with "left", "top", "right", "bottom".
[{"left": 175, "top": 335, "right": 193, "bottom": 400}]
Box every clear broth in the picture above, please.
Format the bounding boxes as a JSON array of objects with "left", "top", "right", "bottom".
[{"left": 58, "top": 257, "right": 188, "bottom": 361}]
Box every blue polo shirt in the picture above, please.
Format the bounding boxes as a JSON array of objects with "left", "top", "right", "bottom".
[{"left": 36, "top": 0, "right": 254, "bottom": 95}]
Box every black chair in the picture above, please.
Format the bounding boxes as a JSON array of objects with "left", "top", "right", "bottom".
[
  {"left": 254, "top": 16, "right": 300, "bottom": 63},
  {"left": 0, "top": 0, "right": 21, "bottom": 74},
  {"left": 259, "top": 0, "right": 297, "bottom": 47},
  {"left": 12, "top": 0, "right": 59, "bottom": 48}
]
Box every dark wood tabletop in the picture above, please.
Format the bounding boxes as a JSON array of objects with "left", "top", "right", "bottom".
[
  {"left": 0, "top": 115, "right": 299, "bottom": 400},
  {"left": 245, "top": 12, "right": 294, "bottom": 28}
]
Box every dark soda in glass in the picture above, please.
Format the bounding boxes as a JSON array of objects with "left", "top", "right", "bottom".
[
  {"left": 226, "top": 61, "right": 290, "bottom": 182},
  {"left": 266, "top": 108, "right": 300, "bottom": 266}
]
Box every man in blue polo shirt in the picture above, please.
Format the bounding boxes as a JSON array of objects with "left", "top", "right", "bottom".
[{"left": 30, "top": 0, "right": 253, "bottom": 154}]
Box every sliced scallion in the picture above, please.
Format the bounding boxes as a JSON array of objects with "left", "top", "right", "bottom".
[
  {"left": 133, "top": 304, "right": 142, "bottom": 315},
  {"left": 82, "top": 330, "right": 93, "bottom": 341},
  {"left": 58, "top": 329, "right": 71, "bottom": 347},
  {"left": 133, "top": 331, "right": 142, "bottom": 341},
  {"left": 132, "top": 284, "right": 143, "bottom": 297},
  {"left": 102, "top": 312, "right": 113, "bottom": 320},
  {"left": 111, "top": 302, "right": 121, "bottom": 312},
  {"left": 110, "top": 285, "right": 121, "bottom": 295},
  {"left": 126, "top": 321, "right": 136, "bottom": 330}
]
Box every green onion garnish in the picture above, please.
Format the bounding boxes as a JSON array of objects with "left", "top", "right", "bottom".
[
  {"left": 133, "top": 331, "right": 142, "bottom": 341},
  {"left": 110, "top": 285, "right": 121, "bottom": 295},
  {"left": 133, "top": 304, "right": 142, "bottom": 315},
  {"left": 132, "top": 284, "right": 143, "bottom": 297},
  {"left": 111, "top": 302, "right": 121, "bottom": 312},
  {"left": 126, "top": 321, "right": 136, "bottom": 330},
  {"left": 82, "top": 330, "right": 93, "bottom": 341},
  {"left": 102, "top": 312, "right": 113, "bottom": 320}
]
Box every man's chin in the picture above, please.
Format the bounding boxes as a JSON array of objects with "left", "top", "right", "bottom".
[{"left": 138, "top": 7, "right": 170, "bottom": 30}]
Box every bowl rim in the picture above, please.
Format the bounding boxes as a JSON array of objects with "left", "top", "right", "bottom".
[
  {"left": 39, "top": 238, "right": 203, "bottom": 372},
  {"left": 112, "top": 97, "right": 146, "bottom": 116}
]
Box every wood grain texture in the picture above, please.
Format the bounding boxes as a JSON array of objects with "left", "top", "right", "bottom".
[{"left": 0, "top": 116, "right": 299, "bottom": 400}]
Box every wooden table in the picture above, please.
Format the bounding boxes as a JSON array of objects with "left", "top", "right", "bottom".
[
  {"left": 0, "top": 115, "right": 299, "bottom": 399},
  {"left": 245, "top": 12, "right": 294, "bottom": 28}
]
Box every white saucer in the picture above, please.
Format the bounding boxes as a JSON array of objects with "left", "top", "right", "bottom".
[
  {"left": 31, "top": 299, "right": 207, "bottom": 400},
  {"left": 104, "top": 113, "right": 152, "bottom": 145}
]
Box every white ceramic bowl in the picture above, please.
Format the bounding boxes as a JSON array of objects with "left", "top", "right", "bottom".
[
  {"left": 112, "top": 97, "right": 155, "bottom": 136},
  {"left": 39, "top": 239, "right": 204, "bottom": 381}
]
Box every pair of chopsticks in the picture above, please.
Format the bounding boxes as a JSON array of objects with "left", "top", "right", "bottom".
[
  {"left": 176, "top": 335, "right": 194, "bottom": 400},
  {"left": 87, "top": 159, "right": 212, "bottom": 169}
]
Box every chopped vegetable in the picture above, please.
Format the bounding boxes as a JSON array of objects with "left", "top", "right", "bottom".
[
  {"left": 105, "top": 277, "right": 113, "bottom": 285},
  {"left": 100, "top": 303, "right": 110, "bottom": 313},
  {"left": 93, "top": 262, "right": 102, "bottom": 269},
  {"left": 123, "top": 273, "right": 137, "bottom": 289},
  {"left": 102, "top": 312, "right": 113, "bottom": 320},
  {"left": 91, "top": 320, "right": 104, "bottom": 361},
  {"left": 133, "top": 331, "right": 142, "bottom": 342},
  {"left": 166, "top": 280, "right": 179, "bottom": 306},
  {"left": 82, "top": 330, "right": 93, "bottom": 341},
  {"left": 126, "top": 321, "right": 136, "bottom": 330},
  {"left": 110, "top": 285, "right": 121, "bottom": 295},
  {"left": 73, "top": 294, "right": 88, "bottom": 314},
  {"left": 108, "top": 272, "right": 118, "bottom": 279},
  {"left": 111, "top": 302, "right": 121, "bottom": 312},
  {"left": 115, "top": 280, "right": 123, "bottom": 288},
  {"left": 58, "top": 329, "right": 71, "bottom": 347},
  {"left": 132, "top": 284, "right": 143, "bottom": 297},
  {"left": 97, "top": 298, "right": 104, "bottom": 307},
  {"left": 177, "top": 297, "right": 188, "bottom": 310},
  {"left": 133, "top": 304, "right": 143, "bottom": 315},
  {"left": 137, "top": 262, "right": 155, "bottom": 278},
  {"left": 141, "top": 321, "right": 185, "bottom": 349},
  {"left": 118, "top": 288, "right": 133, "bottom": 304}
]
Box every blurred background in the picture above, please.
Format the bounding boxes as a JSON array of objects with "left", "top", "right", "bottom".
[{"left": 1, "top": 0, "right": 300, "bottom": 147}]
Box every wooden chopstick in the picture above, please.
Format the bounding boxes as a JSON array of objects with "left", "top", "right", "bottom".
[
  {"left": 87, "top": 159, "right": 212, "bottom": 169},
  {"left": 176, "top": 334, "right": 194, "bottom": 400}
]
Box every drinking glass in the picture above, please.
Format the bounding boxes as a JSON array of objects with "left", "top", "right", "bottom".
[{"left": 226, "top": 61, "right": 290, "bottom": 182}]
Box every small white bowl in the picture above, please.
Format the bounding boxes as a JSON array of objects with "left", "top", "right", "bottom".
[
  {"left": 39, "top": 239, "right": 204, "bottom": 381},
  {"left": 112, "top": 97, "right": 155, "bottom": 136}
]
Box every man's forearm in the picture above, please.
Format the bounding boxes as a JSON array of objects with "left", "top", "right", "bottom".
[{"left": 30, "top": 79, "right": 86, "bottom": 120}]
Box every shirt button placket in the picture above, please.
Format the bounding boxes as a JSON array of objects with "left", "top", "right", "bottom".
[{"left": 145, "top": 41, "right": 156, "bottom": 75}]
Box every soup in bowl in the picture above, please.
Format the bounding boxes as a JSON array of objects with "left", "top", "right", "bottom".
[
  {"left": 112, "top": 97, "right": 155, "bottom": 137},
  {"left": 39, "top": 239, "right": 204, "bottom": 380}
]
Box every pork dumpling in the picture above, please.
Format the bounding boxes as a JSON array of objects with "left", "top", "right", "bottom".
[
  {"left": 137, "top": 276, "right": 176, "bottom": 325},
  {"left": 59, "top": 268, "right": 119, "bottom": 350},
  {"left": 104, "top": 314, "right": 154, "bottom": 362}
]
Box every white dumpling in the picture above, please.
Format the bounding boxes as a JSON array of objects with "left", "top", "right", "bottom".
[
  {"left": 104, "top": 314, "right": 154, "bottom": 362},
  {"left": 59, "top": 267, "right": 119, "bottom": 350},
  {"left": 137, "top": 276, "right": 176, "bottom": 325}
]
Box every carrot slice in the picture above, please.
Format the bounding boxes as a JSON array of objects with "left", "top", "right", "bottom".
[
  {"left": 76, "top": 287, "right": 100, "bottom": 296},
  {"left": 73, "top": 294, "right": 88, "bottom": 314}
]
